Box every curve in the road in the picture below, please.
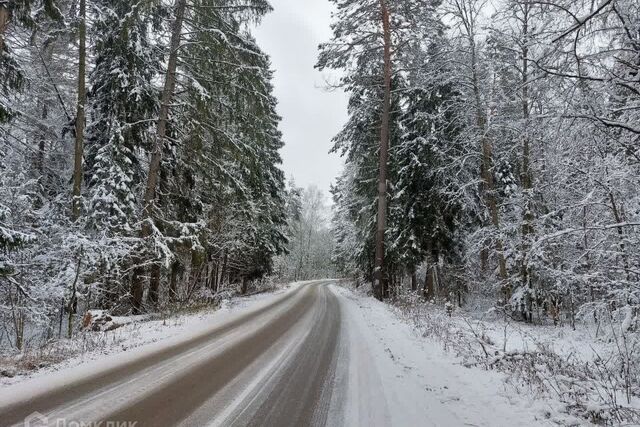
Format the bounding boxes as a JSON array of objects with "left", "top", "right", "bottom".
[{"left": 1, "top": 281, "right": 343, "bottom": 427}]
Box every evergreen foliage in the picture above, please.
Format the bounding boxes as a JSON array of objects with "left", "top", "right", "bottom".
[
  {"left": 324, "top": 0, "right": 640, "bottom": 326},
  {"left": 0, "top": 0, "right": 291, "bottom": 347}
]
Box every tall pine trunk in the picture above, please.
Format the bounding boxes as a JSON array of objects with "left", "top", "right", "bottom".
[
  {"left": 142, "top": 0, "right": 187, "bottom": 231},
  {"left": 72, "top": 0, "right": 86, "bottom": 219},
  {"left": 374, "top": 0, "right": 392, "bottom": 301},
  {"left": 132, "top": 0, "right": 187, "bottom": 311}
]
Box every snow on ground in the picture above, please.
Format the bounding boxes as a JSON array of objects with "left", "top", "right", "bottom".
[
  {"left": 335, "top": 282, "right": 640, "bottom": 426},
  {"left": 2, "top": 279, "right": 636, "bottom": 426},
  {"left": 0, "top": 282, "right": 305, "bottom": 387},
  {"left": 333, "top": 284, "right": 558, "bottom": 427},
  {"left": 456, "top": 300, "right": 614, "bottom": 365}
]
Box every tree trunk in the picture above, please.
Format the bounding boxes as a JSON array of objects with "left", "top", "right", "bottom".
[
  {"left": 241, "top": 276, "right": 248, "bottom": 295},
  {"left": 209, "top": 261, "right": 218, "bottom": 292},
  {"left": 220, "top": 250, "right": 228, "bottom": 289},
  {"left": 425, "top": 265, "right": 434, "bottom": 300},
  {"left": 169, "top": 261, "right": 179, "bottom": 303},
  {"left": 67, "top": 253, "right": 81, "bottom": 338},
  {"left": 480, "top": 247, "right": 488, "bottom": 273},
  {"left": 520, "top": 3, "right": 534, "bottom": 300},
  {"left": 147, "top": 263, "right": 161, "bottom": 307},
  {"left": 133, "top": 0, "right": 186, "bottom": 311},
  {"left": 374, "top": 0, "right": 392, "bottom": 301},
  {"left": 473, "top": 65, "right": 508, "bottom": 299},
  {"left": 130, "top": 266, "right": 145, "bottom": 314},
  {"left": 72, "top": 0, "right": 87, "bottom": 220},
  {"left": 141, "top": 0, "right": 187, "bottom": 237},
  {"left": 609, "top": 192, "right": 631, "bottom": 279},
  {"left": 0, "top": 5, "right": 9, "bottom": 54},
  {"left": 36, "top": 104, "right": 47, "bottom": 174},
  {"left": 433, "top": 251, "right": 441, "bottom": 298},
  {"left": 189, "top": 251, "right": 201, "bottom": 290},
  {"left": 411, "top": 270, "right": 417, "bottom": 291},
  {"left": 463, "top": 6, "right": 508, "bottom": 296}
]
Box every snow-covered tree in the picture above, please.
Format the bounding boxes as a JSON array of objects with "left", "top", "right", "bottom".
[{"left": 275, "top": 185, "right": 335, "bottom": 281}]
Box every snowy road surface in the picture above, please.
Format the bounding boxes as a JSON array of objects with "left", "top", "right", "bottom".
[{"left": 0, "top": 281, "right": 547, "bottom": 426}]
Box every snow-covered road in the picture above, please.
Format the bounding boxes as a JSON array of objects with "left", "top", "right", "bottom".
[{"left": 0, "top": 281, "right": 547, "bottom": 426}]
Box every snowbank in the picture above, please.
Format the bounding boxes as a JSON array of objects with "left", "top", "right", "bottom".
[
  {"left": 0, "top": 282, "right": 303, "bottom": 387},
  {"left": 339, "top": 283, "right": 640, "bottom": 425}
]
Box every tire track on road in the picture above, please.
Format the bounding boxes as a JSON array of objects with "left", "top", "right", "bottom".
[{"left": 1, "top": 283, "right": 313, "bottom": 426}]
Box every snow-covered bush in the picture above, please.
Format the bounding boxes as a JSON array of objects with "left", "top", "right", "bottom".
[{"left": 388, "top": 287, "right": 640, "bottom": 425}]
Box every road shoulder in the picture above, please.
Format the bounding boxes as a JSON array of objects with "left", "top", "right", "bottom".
[
  {"left": 0, "top": 282, "right": 309, "bottom": 391},
  {"left": 332, "top": 284, "right": 554, "bottom": 427}
]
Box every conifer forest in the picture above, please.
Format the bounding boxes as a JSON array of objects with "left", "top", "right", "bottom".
[{"left": 1, "top": 0, "right": 640, "bottom": 425}]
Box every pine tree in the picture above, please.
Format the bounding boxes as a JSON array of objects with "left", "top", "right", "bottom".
[
  {"left": 85, "top": 0, "right": 163, "bottom": 230},
  {"left": 391, "top": 82, "right": 462, "bottom": 297},
  {"left": 319, "top": 0, "right": 442, "bottom": 298},
  {"left": 84, "top": 0, "right": 164, "bottom": 311},
  {"left": 132, "top": 0, "right": 286, "bottom": 306}
]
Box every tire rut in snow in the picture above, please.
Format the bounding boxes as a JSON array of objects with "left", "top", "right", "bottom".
[
  {"left": 240, "top": 285, "right": 342, "bottom": 427},
  {"left": 100, "top": 285, "right": 318, "bottom": 426}
]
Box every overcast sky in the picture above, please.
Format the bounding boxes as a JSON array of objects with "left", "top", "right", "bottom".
[{"left": 254, "top": 0, "right": 347, "bottom": 198}]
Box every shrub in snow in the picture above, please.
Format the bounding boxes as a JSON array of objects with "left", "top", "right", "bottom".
[{"left": 388, "top": 289, "right": 640, "bottom": 425}]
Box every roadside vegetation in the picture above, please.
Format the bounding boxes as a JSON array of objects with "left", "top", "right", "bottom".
[
  {"left": 322, "top": 0, "right": 640, "bottom": 424},
  {"left": 0, "top": 0, "right": 303, "bottom": 356}
]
